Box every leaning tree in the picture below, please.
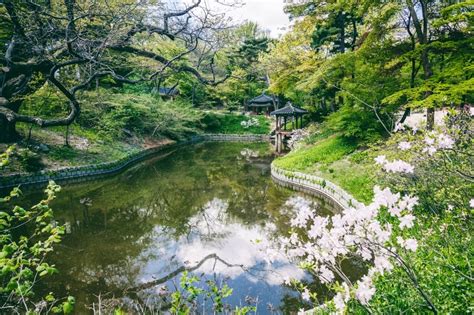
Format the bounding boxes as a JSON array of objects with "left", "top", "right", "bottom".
[{"left": 0, "top": 0, "right": 232, "bottom": 143}]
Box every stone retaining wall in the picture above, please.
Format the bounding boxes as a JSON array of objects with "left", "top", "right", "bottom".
[
  {"left": 271, "top": 164, "right": 363, "bottom": 210},
  {"left": 0, "top": 134, "right": 269, "bottom": 190},
  {"left": 197, "top": 134, "right": 270, "bottom": 142}
]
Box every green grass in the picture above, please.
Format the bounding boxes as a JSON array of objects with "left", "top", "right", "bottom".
[
  {"left": 274, "top": 136, "right": 357, "bottom": 170},
  {"left": 319, "top": 159, "right": 376, "bottom": 203},
  {"left": 274, "top": 135, "right": 376, "bottom": 204},
  {"left": 202, "top": 112, "right": 270, "bottom": 135}
]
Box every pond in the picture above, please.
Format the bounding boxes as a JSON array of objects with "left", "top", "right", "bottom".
[{"left": 19, "top": 142, "right": 342, "bottom": 314}]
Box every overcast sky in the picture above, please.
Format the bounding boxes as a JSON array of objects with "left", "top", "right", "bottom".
[{"left": 207, "top": 0, "right": 291, "bottom": 37}]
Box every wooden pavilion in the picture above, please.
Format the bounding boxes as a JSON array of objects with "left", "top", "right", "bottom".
[
  {"left": 271, "top": 102, "right": 308, "bottom": 131},
  {"left": 247, "top": 93, "right": 277, "bottom": 113},
  {"left": 270, "top": 102, "right": 309, "bottom": 153}
]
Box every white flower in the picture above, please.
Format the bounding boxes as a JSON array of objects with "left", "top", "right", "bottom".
[
  {"left": 301, "top": 288, "right": 311, "bottom": 301},
  {"left": 308, "top": 217, "right": 328, "bottom": 239},
  {"left": 424, "top": 137, "right": 435, "bottom": 146},
  {"left": 397, "top": 237, "right": 418, "bottom": 251},
  {"left": 374, "top": 186, "right": 400, "bottom": 208},
  {"left": 383, "top": 160, "right": 414, "bottom": 174},
  {"left": 374, "top": 155, "right": 387, "bottom": 165},
  {"left": 399, "top": 214, "right": 416, "bottom": 229},
  {"left": 281, "top": 185, "right": 420, "bottom": 311},
  {"left": 437, "top": 134, "right": 454, "bottom": 149},
  {"left": 288, "top": 197, "right": 315, "bottom": 228},
  {"left": 333, "top": 283, "right": 350, "bottom": 311},
  {"left": 404, "top": 238, "right": 418, "bottom": 251},
  {"left": 373, "top": 256, "right": 393, "bottom": 274},
  {"left": 240, "top": 118, "right": 259, "bottom": 129},
  {"left": 319, "top": 265, "right": 335, "bottom": 284},
  {"left": 398, "top": 141, "right": 412, "bottom": 150},
  {"left": 401, "top": 195, "right": 419, "bottom": 211},
  {"left": 355, "top": 275, "right": 375, "bottom": 305},
  {"left": 423, "top": 146, "right": 437, "bottom": 156},
  {"left": 333, "top": 292, "right": 346, "bottom": 311},
  {"left": 470, "top": 199, "right": 474, "bottom": 208}
]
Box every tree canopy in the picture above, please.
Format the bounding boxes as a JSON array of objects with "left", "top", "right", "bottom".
[{"left": 0, "top": 0, "right": 232, "bottom": 142}]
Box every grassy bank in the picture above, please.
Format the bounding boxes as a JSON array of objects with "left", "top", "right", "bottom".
[
  {"left": 273, "top": 133, "right": 377, "bottom": 204},
  {"left": 201, "top": 112, "right": 271, "bottom": 135}
]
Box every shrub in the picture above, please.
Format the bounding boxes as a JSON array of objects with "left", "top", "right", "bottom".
[
  {"left": 0, "top": 181, "right": 74, "bottom": 313},
  {"left": 16, "top": 149, "right": 44, "bottom": 172},
  {"left": 201, "top": 112, "right": 270, "bottom": 134}
]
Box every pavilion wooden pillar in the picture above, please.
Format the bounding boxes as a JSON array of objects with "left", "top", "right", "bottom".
[{"left": 277, "top": 133, "right": 281, "bottom": 153}]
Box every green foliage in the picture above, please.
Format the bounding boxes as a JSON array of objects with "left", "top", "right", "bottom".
[
  {"left": 168, "top": 271, "right": 254, "bottom": 314},
  {"left": 325, "top": 103, "right": 388, "bottom": 142},
  {"left": 21, "top": 83, "right": 69, "bottom": 119},
  {"left": 350, "top": 115, "right": 473, "bottom": 313},
  {"left": 0, "top": 181, "right": 73, "bottom": 313},
  {"left": 352, "top": 209, "right": 472, "bottom": 314},
  {"left": 49, "top": 146, "right": 79, "bottom": 161},
  {"left": 210, "top": 22, "right": 270, "bottom": 110},
  {"left": 0, "top": 146, "right": 15, "bottom": 168},
  {"left": 77, "top": 89, "right": 203, "bottom": 140},
  {"left": 264, "top": 0, "right": 472, "bottom": 141},
  {"left": 16, "top": 149, "right": 44, "bottom": 172},
  {"left": 201, "top": 112, "right": 270, "bottom": 134}
]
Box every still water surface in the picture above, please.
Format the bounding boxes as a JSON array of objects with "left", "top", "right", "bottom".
[{"left": 23, "top": 142, "right": 340, "bottom": 313}]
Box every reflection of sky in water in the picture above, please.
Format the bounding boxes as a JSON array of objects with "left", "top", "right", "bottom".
[
  {"left": 138, "top": 198, "right": 306, "bottom": 309},
  {"left": 27, "top": 143, "right": 338, "bottom": 313}
]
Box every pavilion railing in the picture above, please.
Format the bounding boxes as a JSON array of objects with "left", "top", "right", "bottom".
[{"left": 271, "top": 164, "right": 364, "bottom": 210}]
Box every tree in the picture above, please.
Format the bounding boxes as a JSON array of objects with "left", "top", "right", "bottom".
[
  {"left": 211, "top": 22, "right": 270, "bottom": 110},
  {"left": 266, "top": 0, "right": 471, "bottom": 140},
  {"left": 383, "top": 0, "right": 473, "bottom": 129},
  {"left": 0, "top": 0, "right": 232, "bottom": 143}
]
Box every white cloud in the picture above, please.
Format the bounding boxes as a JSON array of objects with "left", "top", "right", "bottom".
[{"left": 207, "top": 0, "right": 291, "bottom": 37}]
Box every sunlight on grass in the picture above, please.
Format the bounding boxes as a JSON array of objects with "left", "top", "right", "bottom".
[{"left": 274, "top": 136, "right": 357, "bottom": 170}]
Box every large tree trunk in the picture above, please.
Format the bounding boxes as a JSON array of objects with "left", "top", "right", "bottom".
[
  {"left": 407, "top": 0, "right": 434, "bottom": 130},
  {"left": 0, "top": 115, "right": 18, "bottom": 143}
]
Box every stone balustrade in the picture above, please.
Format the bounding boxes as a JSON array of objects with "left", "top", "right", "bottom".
[{"left": 271, "top": 164, "right": 363, "bottom": 210}]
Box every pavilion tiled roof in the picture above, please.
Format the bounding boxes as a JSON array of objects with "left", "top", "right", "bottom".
[
  {"left": 248, "top": 93, "right": 276, "bottom": 107},
  {"left": 270, "top": 102, "right": 308, "bottom": 116}
]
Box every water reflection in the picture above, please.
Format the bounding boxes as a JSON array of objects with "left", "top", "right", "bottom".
[{"left": 17, "top": 142, "right": 340, "bottom": 313}]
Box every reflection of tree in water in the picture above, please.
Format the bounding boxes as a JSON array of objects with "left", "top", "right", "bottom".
[{"left": 29, "top": 142, "right": 324, "bottom": 313}]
